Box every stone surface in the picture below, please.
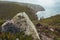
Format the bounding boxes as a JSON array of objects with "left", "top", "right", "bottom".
[
  {"left": 2, "top": 21, "right": 20, "bottom": 33},
  {"left": 11, "top": 12, "right": 40, "bottom": 40},
  {"left": 1, "top": 12, "right": 40, "bottom": 40}
]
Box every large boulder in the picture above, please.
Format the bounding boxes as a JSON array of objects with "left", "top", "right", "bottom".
[{"left": 1, "top": 12, "right": 40, "bottom": 40}]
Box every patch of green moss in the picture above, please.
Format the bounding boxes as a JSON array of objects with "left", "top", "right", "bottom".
[
  {"left": 54, "top": 37, "right": 60, "bottom": 40},
  {"left": 0, "top": 19, "right": 5, "bottom": 26}
]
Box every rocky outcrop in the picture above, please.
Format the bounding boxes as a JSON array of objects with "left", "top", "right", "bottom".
[{"left": 1, "top": 12, "right": 40, "bottom": 40}]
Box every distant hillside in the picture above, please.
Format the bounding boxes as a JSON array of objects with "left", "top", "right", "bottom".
[
  {"left": 0, "top": 2, "right": 35, "bottom": 20},
  {"left": 0, "top": 1, "right": 45, "bottom": 20},
  {"left": 40, "top": 14, "right": 60, "bottom": 28}
]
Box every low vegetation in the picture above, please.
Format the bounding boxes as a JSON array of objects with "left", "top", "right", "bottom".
[
  {"left": 38, "top": 14, "right": 60, "bottom": 40},
  {"left": 0, "top": 19, "right": 5, "bottom": 26},
  {"left": 0, "top": 32, "right": 33, "bottom": 40}
]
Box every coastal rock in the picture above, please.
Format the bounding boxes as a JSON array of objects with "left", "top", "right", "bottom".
[{"left": 1, "top": 12, "right": 40, "bottom": 40}]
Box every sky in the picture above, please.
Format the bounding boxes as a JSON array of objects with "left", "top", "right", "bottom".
[{"left": 0, "top": 0, "right": 60, "bottom": 19}]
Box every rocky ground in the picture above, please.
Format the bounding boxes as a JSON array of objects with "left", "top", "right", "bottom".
[{"left": 0, "top": 13, "right": 60, "bottom": 40}]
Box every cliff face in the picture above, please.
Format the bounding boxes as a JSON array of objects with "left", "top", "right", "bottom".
[{"left": 1, "top": 12, "right": 40, "bottom": 40}]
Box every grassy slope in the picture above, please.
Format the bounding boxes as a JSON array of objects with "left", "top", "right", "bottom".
[
  {"left": 39, "top": 14, "right": 60, "bottom": 39},
  {"left": 40, "top": 14, "right": 60, "bottom": 28},
  {"left": 0, "top": 2, "right": 38, "bottom": 26},
  {"left": 0, "top": 2, "right": 37, "bottom": 20}
]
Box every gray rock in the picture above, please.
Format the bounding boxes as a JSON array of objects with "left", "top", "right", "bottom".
[
  {"left": 1, "top": 12, "right": 40, "bottom": 40},
  {"left": 11, "top": 12, "right": 40, "bottom": 40},
  {"left": 1, "top": 21, "right": 20, "bottom": 33},
  {"left": 41, "top": 34, "right": 53, "bottom": 40}
]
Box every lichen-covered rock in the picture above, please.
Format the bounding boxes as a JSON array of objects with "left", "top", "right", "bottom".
[
  {"left": 11, "top": 12, "right": 40, "bottom": 40},
  {"left": 1, "top": 12, "right": 40, "bottom": 40},
  {"left": 2, "top": 21, "right": 20, "bottom": 33}
]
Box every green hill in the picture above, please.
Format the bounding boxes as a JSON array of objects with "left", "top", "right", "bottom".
[
  {"left": 0, "top": 1, "right": 44, "bottom": 21},
  {"left": 0, "top": 2, "right": 35, "bottom": 20},
  {"left": 40, "top": 14, "right": 60, "bottom": 28},
  {"left": 38, "top": 14, "right": 60, "bottom": 39}
]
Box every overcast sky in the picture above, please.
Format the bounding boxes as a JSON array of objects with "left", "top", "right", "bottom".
[{"left": 0, "top": 0, "right": 60, "bottom": 18}]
